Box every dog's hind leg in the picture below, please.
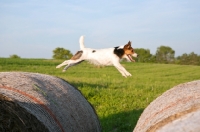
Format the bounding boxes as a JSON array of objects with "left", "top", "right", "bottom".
[
  {"left": 63, "top": 60, "right": 84, "bottom": 72},
  {"left": 56, "top": 60, "right": 70, "bottom": 68},
  {"left": 56, "top": 50, "right": 83, "bottom": 69}
]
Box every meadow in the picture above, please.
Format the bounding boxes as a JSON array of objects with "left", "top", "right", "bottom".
[{"left": 0, "top": 58, "right": 200, "bottom": 132}]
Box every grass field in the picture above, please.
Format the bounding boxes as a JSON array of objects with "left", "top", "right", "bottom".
[{"left": 0, "top": 58, "right": 200, "bottom": 132}]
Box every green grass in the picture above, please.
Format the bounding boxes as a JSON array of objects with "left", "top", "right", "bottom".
[{"left": 1, "top": 58, "right": 200, "bottom": 132}]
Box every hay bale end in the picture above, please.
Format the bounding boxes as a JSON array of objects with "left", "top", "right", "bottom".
[
  {"left": 0, "top": 72, "right": 101, "bottom": 132},
  {"left": 133, "top": 80, "right": 200, "bottom": 132}
]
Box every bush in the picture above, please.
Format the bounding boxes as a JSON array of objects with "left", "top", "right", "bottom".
[{"left": 9, "top": 54, "right": 20, "bottom": 59}]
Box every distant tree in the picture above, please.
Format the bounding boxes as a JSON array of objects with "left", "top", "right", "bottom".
[
  {"left": 176, "top": 52, "right": 200, "bottom": 65},
  {"left": 177, "top": 53, "right": 190, "bottom": 65},
  {"left": 189, "top": 52, "right": 200, "bottom": 65},
  {"left": 10, "top": 54, "right": 20, "bottom": 59},
  {"left": 134, "top": 48, "right": 153, "bottom": 62},
  {"left": 149, "top": 55, "right": 157, "bottom": 63},
  {"left": 155, "top": 46, "right": 175, "bottom": 63},
  {"left": 52, "top": 47, "right": 73, "bottom": 59}
]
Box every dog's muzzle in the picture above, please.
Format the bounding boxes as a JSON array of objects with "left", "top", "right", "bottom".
[
  {"left": 127, "top": 54, "right": 134, "bottom": 62},
  {"left": 132, "top": 53, "right": 138, "bottom": 58},
  {"left": 127, "top": 53, "right": 138, "bottom": 62}
]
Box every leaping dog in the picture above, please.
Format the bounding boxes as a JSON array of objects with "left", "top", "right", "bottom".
[{"left": 56, "top": 36, "right": 138, "bottom": 77}]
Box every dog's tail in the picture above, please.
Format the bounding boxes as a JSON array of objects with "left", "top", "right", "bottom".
[{"left": 79, "top": 36, "right": 85, "bottom": 50}]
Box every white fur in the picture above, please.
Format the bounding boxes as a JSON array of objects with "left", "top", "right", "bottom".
[{"left": 56, "top": 36, "right": 137, "bottom": 77}]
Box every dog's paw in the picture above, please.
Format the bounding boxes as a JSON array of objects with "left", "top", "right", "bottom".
[
  {"left": 56, "top": 64, "right": 63, "bottom": 68},
  {"left": 62, "top": 69, "right": 66, "bottom": 72},
  {"left": 122, "top": 74, "right": 127, "bottom": 78},
  {"left": 126, "top": 72, "right": 132, "bottom": 77}
]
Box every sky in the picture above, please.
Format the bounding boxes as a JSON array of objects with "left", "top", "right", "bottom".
[{"left": 0, "top": 0, "right": 200, "bottom": 59}]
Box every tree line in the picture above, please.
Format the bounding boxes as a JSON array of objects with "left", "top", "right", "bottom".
[
  {"left": 9, "top": 46, "right": 200, "bottom": 66},
  {"left": 134, "top": 46, "right": 200, "bottom": 66}
]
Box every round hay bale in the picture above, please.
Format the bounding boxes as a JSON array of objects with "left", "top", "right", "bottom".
[
  {"left": 133, "top": 80, "right": 200, "bottom": 132},
  {"left": 0, "top": 72, "right": 101, "bottom": 132}
]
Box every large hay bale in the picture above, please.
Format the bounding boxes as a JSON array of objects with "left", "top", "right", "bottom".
[
  {"left": 133, "top": 80, "right": 200, "bottom": 132},
  {"left": 0, "top": 72, "right": 101, "bottom": 132}
]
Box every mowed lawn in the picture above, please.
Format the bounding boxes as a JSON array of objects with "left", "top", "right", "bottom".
[{"left": 1, "top": 58, "right": 200, "bottom": 132}]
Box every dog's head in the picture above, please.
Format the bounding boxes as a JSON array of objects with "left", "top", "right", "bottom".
[{"left": 123, "top": 41, "right": 138, "bottom": 62}]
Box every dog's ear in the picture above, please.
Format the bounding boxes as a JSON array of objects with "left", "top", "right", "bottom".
[
  {"left": 124, "top": 41, "right": 132, "bottom": 49},
  {"left": 128, "top": 41, "right": 131, "bottom": 46}
]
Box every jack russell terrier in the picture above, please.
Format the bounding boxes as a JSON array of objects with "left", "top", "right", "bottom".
[{"left": 56, "top": 36, "right": 138, "bottom": 77}]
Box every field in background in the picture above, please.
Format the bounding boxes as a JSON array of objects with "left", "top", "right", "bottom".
[{"left": 1, "top": 58, "right": 200, "bottom": 132}]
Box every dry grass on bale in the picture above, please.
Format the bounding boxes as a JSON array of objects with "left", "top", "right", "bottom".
[
  {"left": 133, "top": 80, "right": 200, "bottom": 132},
  {"left": 0, "top": 72, "right": 101, "bottom": 132}
]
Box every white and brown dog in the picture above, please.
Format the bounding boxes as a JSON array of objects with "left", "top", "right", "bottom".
[{"left": 56, "top": 36, "right": 138, "bottom": 77}]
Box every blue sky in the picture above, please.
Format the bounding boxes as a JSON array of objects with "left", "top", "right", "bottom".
[{"left": 0, "top": 0, "right": 200, "bottom": 58}]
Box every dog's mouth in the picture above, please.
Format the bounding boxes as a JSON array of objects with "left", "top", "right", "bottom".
[{"left": 127, "top": 54, "right": 135, "bottom": 62}]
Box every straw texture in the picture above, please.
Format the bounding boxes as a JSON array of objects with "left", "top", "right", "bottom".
[
  {"left": 133, "top": 80, "right": 200, "bottom": 132},
  {"left": 0, "top": 72, "right": 101, "bottom": 132}
]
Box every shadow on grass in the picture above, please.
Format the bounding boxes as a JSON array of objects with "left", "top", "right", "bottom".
[
  {"left": 69, "top": 81, "right": 144, "bottom": 132},
  {"left": 100, "top": 108, "right": 144, "bottom": 132}
]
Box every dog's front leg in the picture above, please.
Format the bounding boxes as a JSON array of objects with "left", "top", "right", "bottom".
[
  {"left": 113, "top": 63, "right": 132, "bottom": 77},
  {"left": 117, "top": 67, "right": 128, "bottom": 77}
]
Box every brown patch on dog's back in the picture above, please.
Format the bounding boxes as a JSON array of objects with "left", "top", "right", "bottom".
[{"left": 71, "top": 51, "right": 83, "bottom": 60}]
